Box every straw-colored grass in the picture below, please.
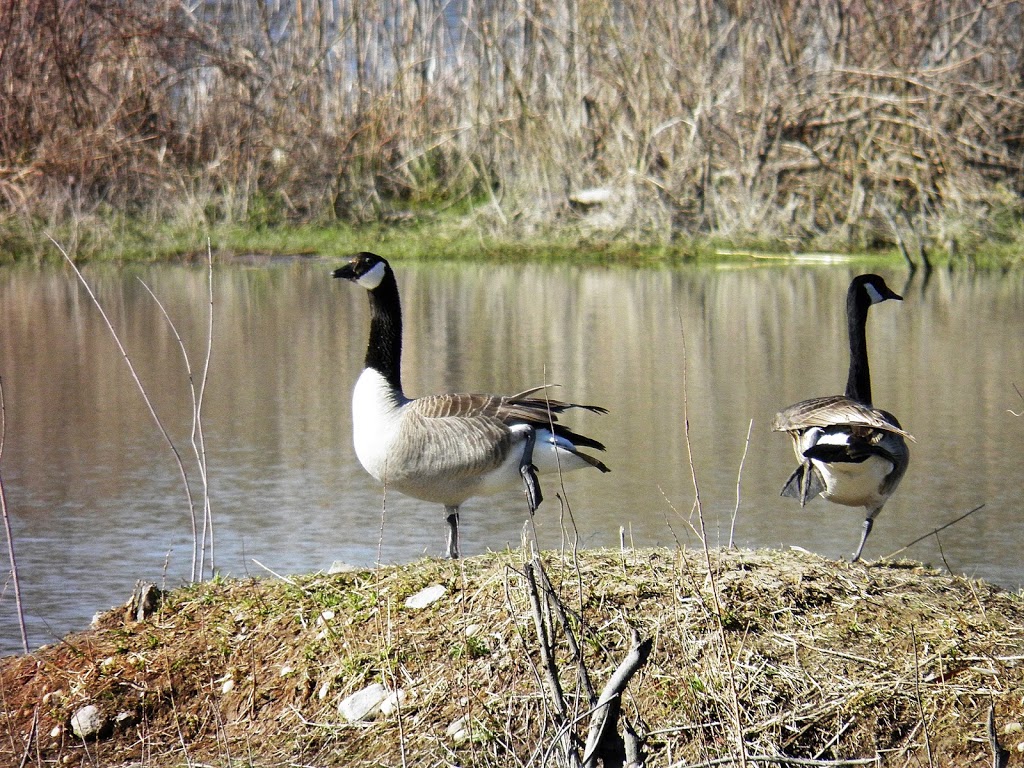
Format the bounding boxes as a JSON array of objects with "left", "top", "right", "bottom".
[{"left": 2, "top": 547, "right": 1021, "bottom": 766}]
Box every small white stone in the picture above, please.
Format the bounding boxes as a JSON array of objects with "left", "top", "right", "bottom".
[
  {"left": 405, "top": 584, "right": 447, "bottom": 609},
  {"left": 220, "top": 678, "right": 235, "bottom": 695},
  {"left": 70, "top": 705, "right": 105, "bottom": 740},
  {"left": 465, "top": 623, "right": 481, "bottom": 637},
  {"left": 379, "top": 689, "right": 406, "bottom": 716},
  {"left": 338, "top": 683, "right": 389, "bottom": 722},
  {"left": 279, "top": 665, "right": 293, "bottom": 677},
  {"left": 446, "top": 715, "right": 471, "bottom": 744},
  {"left": 42, "top": 689, "right": 63, "bottom": 705},
  {"left": 50, "top": 725, "right": 62, "bottom": 738},
  {"left": 569, "top": 187, "right": 614, "bottom": 206},
  {"left": 317, "top": 610, "right": 335, "bottom": 625},
  {"left": 328, "top": 561, "right": 358, "bottom": 574},
  {"left": 317, "top": 681, "right": 331, "bottom": 700}
]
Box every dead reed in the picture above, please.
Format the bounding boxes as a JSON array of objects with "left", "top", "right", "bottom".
[{"left": 3, "top": 1, "right": 1024, "bottom": 259}]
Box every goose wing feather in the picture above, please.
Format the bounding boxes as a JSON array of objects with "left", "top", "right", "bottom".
[
  {"left": 388, "top": 404, "right": 514, "bottom": 484},
  {"left": 412, "top": 391, "right": 608, "bottom": 451},
  {"left": 391, "top": 390, "right": 608, "bottom": 485},
  {"left": 772, "top": 395, "right": 914, "bottom": 441}
]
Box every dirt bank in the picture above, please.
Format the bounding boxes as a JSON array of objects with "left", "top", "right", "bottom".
[{"left": 2, "top": 547, "right": 1022, "bottom": 766}]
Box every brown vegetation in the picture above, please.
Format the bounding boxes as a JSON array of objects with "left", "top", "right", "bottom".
[
  {"left": 2, "top": 1, "right": 1024, "bottom": 256},
  {"left": 1, "top": 547, "right": 1022, "bottom": 766}
]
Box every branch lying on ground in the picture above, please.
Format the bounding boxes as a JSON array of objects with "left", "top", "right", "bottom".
[
  {"left": 582, "top": 629, "right": 652, "bottom": 768},
  {"left": 523, "top": 555, "right": 652, "bottom": 768}
]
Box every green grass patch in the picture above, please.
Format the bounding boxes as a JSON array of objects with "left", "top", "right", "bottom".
[{"left": 5, "top": 203, "right": 1021, "bottom": 268}]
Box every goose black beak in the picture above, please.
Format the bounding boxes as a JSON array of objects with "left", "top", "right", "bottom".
[{"left": 332, "top": 261, "right": 358, "bottom": 280}]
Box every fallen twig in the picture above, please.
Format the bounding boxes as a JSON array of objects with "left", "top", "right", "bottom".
[
  {"left": 989, "top": 701, "right": 1010, "bottom": 768},
  {"left": 581, "top": 629, "right": 652, "bottom": 768}
]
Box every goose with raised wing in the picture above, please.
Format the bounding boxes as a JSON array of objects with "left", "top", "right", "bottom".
[
  {"left": 334, "top": 252, "right": 610, "bottom": 559},
  {"left": 772, "top": 274, "right": 912, "bottom": 562}
]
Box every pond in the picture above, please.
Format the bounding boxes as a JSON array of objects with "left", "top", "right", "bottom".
[{"left": 1, "top": 258, "right": 1022, "bottom": 654}]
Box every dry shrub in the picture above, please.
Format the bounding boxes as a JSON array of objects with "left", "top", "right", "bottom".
[{"left": 3, "top": 0, "right": 1024, "bottom": 250}]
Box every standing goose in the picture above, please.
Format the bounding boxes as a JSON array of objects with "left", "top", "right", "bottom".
[
  {"left": 334, "top": 252, "right": 610, "bottom": 559},
  {"left": 772, "top": 274, "right": 912, "bottom": 562}
]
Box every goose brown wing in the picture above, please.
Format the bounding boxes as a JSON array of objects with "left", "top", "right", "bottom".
[
  {"left": 390, "top": 399, "right": 513, "bottom": 481},
  {"left": 772, "top": 395, "right": 914, "bottom": 441},
  {"left": 411, "top": 389, "right": 608, "bottom": 451}
]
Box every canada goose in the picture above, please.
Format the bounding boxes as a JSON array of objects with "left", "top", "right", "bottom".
[
  {"left": 772, "top": 274, "right": 912, "bottom": 562},
  {"left": 333, "top": 252, "right": 610, "bottom": 559}
]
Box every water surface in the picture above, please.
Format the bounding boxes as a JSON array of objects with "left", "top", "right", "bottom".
[{"left": 1, "top": 260, "right": 1021, "bottom": 654}]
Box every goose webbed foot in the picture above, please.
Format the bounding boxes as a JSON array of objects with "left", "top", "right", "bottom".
[
  {"left": 519, "top": 426, "right": 543, "bottom": 514},
  {"left": 521, "top": 463, "right": 542, "bottom": 512},
  {"left": 780, "top": 461, "right": 825, "bottom": 507},
  {"left": 445, "top": 507, "right": 460, "bottom": 559}
]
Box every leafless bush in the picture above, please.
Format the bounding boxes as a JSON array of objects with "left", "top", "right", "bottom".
[{"left": 3, "top": 0, "right": 1024, "bottom": 250}]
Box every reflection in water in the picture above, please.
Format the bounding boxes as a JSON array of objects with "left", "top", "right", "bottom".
[{"left": 0, "top": 260, "right": 1022, "bottom": 653}]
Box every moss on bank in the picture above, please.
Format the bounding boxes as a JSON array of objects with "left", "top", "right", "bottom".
[{"left": 2, "top": 547, "right": 1022, "bottom": 766}]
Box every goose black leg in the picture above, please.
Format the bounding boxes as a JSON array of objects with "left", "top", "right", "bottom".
[
  {"left": 851, "top": 514, "right": 875, "bottom": 563},
  {"left": 445, "top": 506, "right": 460, "bottom": 559},
  {"left": 519, "top": 426, "right": 543, "bottom": 513}
]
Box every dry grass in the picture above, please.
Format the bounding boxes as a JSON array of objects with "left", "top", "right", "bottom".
[
  {"left": 4, "top": 1, "right": 1024, "bottom": 259},
  {"left": 2, "top": 547, "right": 1022, "bottom": 766}
]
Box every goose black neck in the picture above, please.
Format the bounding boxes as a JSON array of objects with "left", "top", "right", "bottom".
[
  {"left": 844, "top": 285, "right": 872, "bottom": 405},
  {"left": 365, "top": 269, "right": 404, "bottom": 392}
]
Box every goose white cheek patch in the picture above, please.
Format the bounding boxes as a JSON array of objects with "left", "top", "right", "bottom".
[
  {"left": 864, "top": 282, "right": 886, "bottom": 304},
  {"left": 357, "top": 260, "right": 387, "bottom": 290}
]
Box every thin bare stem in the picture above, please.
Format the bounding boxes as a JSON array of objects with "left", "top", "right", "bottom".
[
  {"left": 911, "top": 627, "right": 935, "bottom": 767},
  {"left": 0, "top": 377, "right": 29, "bottom": 654},
  {"left": 1008, "top": 383, "right": 1023, "bottom": 417},
  {"left": 51, "top": 235, "right": 201, "bottom": 582},
  {"left": 136, "top": 277, "right": 206, "bottom": 580},
  {"left": 196, "top": 243, "right": 215, "bottom": 578},
  {"left": 729, "top": 418, "right": 754, "bottom": 549},
  {"left": 679, "top": 314, "right": 747, "bottom": 768},
  {"left": 884, "top": 504, "right": 985, "bottom": 559}
]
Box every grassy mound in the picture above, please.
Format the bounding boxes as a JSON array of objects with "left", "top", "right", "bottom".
[{"left": 2, "top": 547, "right": 1022, "bottom": 766}]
